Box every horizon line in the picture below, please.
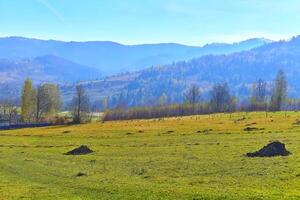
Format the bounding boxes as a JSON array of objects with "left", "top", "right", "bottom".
[{"left": 0, "top": 34, "right": 290, "bottom": 47}]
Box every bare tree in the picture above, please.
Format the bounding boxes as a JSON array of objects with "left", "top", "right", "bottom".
[
  {"left": 71, "top": 85, "right": 90, "bottom": 123},
  {"left": 250, "top": 79, "right": 268, "bottom": 111},
  {"left": 101, "top": 97, "right": 109, "bottom": 111},
  {"left": 158, "top": 93, "right": 168, "bottom": 106},
  {"left": 210, "top": 83, "right": 231, "bottom": 113},
  {"left": 185, "top": 84, "right": 201, "bottom": 113},
  {"left": 6, "top": 102, "right": 18, "bottom": 125},
  {"left": 0, "top": 100, "right": 19, "bottom": 125},
  {"left": 185, "top": 85, "right": 201, "bottom": 104},
  {"left": 36, "top": 84, "right": 61, "bottom": 121},
  {"left": 270, "top": 70, "right": 287, "bottom": 111}
]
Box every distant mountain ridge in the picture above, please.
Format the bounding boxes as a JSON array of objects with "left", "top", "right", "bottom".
[
  {"left": 0, "top": 55, "right": 102, "bottom": 99},
  {"left": 0, "top": 55, "right": 101, "bottom": 83},
  {"left": 0, "top": 36, "right": 271, "bottom": 75}
]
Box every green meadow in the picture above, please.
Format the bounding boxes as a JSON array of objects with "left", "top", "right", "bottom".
[{"left": 0, "top": 112, "right": 299, "bottom": 200}]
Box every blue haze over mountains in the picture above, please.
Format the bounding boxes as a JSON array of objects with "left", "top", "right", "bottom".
[
  {"left": 115, "top": 36, "right": 300, "bottom": 107},
  {"left": 61, "top": 35, "right": 300, "bottom": 107},
  {"left": 2, "top": 35, "right": 300, "bottom": 106},
  {"left": 0, "top": 36, "right": 270, "bottom": 76}
]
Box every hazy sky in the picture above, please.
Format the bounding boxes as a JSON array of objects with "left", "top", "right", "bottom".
[{"left": 1, "top": 0, "right": 300, "bottom": 45}]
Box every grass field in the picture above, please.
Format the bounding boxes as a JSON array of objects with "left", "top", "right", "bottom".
[{"left": 0, "top": 112, "right": 300, "bottom": 200}]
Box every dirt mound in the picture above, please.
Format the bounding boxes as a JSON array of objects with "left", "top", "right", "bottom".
[
  {"left": 246, "top": 141, "right": 291, "bottom": 157},
  {"left": 76, "top": 172, "right": 87, "bottom": 177},
  {"left": 64, "top": 145, "right": 94, "bottom": 155},
  {"left": 293, "top": 119, "right": 300, "bottom": 125},
  {"left": 196, "top": 129, "right": 212, "bottom": 134},
  {"left": 244, "top": 127, "right": 264, "bottom": 131}
]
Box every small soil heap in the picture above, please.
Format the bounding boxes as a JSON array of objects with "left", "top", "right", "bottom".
[
  {"left": 244, "top": 127, "right": 259, "bottom": 131},
  {"left": 64, "top": 145, "right": 93, "bottom": 155},
  {"left": 246, "top": 141, "right": 291, "bottom": 157}
]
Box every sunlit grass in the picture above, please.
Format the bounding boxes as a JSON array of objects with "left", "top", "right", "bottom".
[{"left": 0, "top": 112, "right": 300, "bottom": 199}]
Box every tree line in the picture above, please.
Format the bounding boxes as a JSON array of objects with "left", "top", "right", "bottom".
[
  {"left": 103, "top": 70, "right": 290, "bottom": 121},
  {"left": 21, "top": 79, "right": 61, "bottom": 122},
  {"left": 0, "top": 69, "right": 293, "bottom": 124},
  {"left": 0, "top": 78, "right": 92, "bottom": 125}
]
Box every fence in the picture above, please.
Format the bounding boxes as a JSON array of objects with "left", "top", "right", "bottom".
[{"left": 0, "top": 122, "right": 52, "bottom": 130}]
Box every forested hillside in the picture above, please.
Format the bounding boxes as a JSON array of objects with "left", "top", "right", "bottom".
[
  {"left": 2, "top": 36, "right": 300, "bottom": 108},
  {"left": 70, "top": 36, "right": 300, "bottom": 108}
]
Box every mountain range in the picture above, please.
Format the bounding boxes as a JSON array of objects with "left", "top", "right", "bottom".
[
  {"left": 6, "top": 35, "right": 300, "bottom": 107},
  {"left": 0, "top": 36, "right": 271, "bottom": 102},
  {"left": 62, "top": 35, "right": 300, "bottom": 108},
  {"left": 0, "top": 55, "right": 101, "bottom": 99},
  {"left": 0, "top": 36, "right": 270, "bottom": 75}
]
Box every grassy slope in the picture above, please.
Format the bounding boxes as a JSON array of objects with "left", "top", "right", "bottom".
[{"left": 0, "top": 112, "right": 300, "bottom": 200}]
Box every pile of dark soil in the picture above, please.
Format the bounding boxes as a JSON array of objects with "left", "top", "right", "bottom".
[
  {"left": 196, "top": 129, "right": 212, "bottom": 134},
  {"left": 245, "top": 122, "right": 257, "bottom": 126},
  {"left": 246, "top": 141, "right": 291, "bottom": 157},
  {"left": 76, "top": 172, "right": 87, "bottom": 177},
  {"left": 64, "top": 145, "right": 94, "bottom": 155},
  {"left": 62, "top": 130, "right": 71, "bottom": 134},
  {"left": 293, "top": 119, "right": 300, "bottom": 125},
  {"left": 234, "top": 116, "right": 246, "bottom": 123},
  {"left": 244, "top": 127, "right": 265, "bottom": 131},
  {"left": 244, "top": 127, "right": 259, "bottom": 131}
]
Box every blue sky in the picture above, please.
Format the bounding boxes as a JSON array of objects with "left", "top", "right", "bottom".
[{"left": 1, "top": 0, "right": 300, "bottom": 45}]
